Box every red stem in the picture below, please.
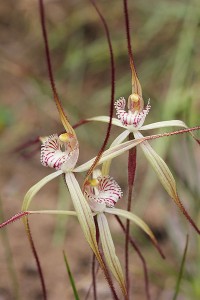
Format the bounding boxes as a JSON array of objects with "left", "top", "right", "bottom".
[
  {"left": 24, "top": 218, "right": 47, "bottom": 300},
  {"left": 0, "top": 211, "right": 30, "bottom": 228},
  {"left": 93, "top": 216, "right": 99, "bottom": 300},
  {"left": 84, "top": 0, "right": 115, "bottom": 183},
  {"left": 125, "top": 137, "right": 137, "bottom": 297},
  {"left": 115, "top": 216, "right": 151, "bottom": 300}
]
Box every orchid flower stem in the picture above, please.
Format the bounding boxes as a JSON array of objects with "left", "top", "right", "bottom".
[
  {"left": 92, "top": 216, "right": 99, "bottom": 300},
  {"left": 23, "top": 217, "right": 47, "bottom": 300},
  {"left": 115, "top": 216, "right": 151, "bottom": 300},
  {"left": 125, "top": 136, "right": 137, "bottom": 297},
  {"left": 85, "top": 263, "right": 100, "bottom": 300},
  {"left": 84, "top": 0, "right": 115, "bottom": 184},
  {"left": 92, "top": 252, "right": 97, "bottom": 300}
]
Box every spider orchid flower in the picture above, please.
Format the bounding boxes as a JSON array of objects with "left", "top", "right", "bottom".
[
  {"left": 87, "top": 93, "right": 200, "bottom": 234},
  {"left": 83, "top": 170, "right": 162, "bottom": 294},
  {"left": 21, "top": 128, "right": 155, "bottom": 276}
]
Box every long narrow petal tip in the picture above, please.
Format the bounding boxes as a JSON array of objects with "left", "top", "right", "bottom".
[
  {"left": 0, "top": 211, "right": 30, "bottom": 229},
  {"left": 176, "top": 197, "right": 200, "bottom": 235},
  {"left": 151, "top": 239, "right": 165, "bottom": 259}
]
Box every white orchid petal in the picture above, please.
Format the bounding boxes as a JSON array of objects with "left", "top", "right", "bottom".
[
  {"left": 97, "top": 213, "right": 126, "bottom": 295},
  {"left": 29, "top": 210, "right": 77, "bottom": 217},
  {"left": 102, "top": 130, "right": 130, "bottom": 175},
  {"left": 105, "top": 208, "right": 158, "bottom": 246},
  {"left": 65, "top": 172, "right": 104, "bottom": 267},
  {"left": 87, "top": 116, "right": 125, "bottom": 128},
  {"left": 22, "top": 170, "right": 63, "bottom": 211},
  {"left": 140, "top": 120, "right": 188, "bottom": 131},
  {"left": 74, "top": 137, "right": 145, "bottom": 173},
  {"left": 134, "top": 132, "right": 200, "bottom": 234}
]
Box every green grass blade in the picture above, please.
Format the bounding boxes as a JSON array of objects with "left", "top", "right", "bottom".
[
  {"left": 63, "top": 250, "right": 80, "bottom": 300},
  {"left": 172, "top": 235, "right": 189, "bottom": 300}
]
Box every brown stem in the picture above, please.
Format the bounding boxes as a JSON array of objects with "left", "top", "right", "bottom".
[
  {"left": 24, "top": 217, "right": 47, "bottom": 300},
  {"left": 125, "top": 135, "right": 137, "bottom": 297},
  {"left": 84, "top": 0, "right": 116, "bottom": 185},
  {"left": 115, "top": 216, "right": 151, "bottom": 300}
]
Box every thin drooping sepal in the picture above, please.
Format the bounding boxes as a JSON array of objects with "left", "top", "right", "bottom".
[
  {"left": 134, "top": 132, "right": 200, "bottom": 234},
  {"left": 123, "top": 0, "right": 142, "bottom": 97},
  {"left": 65, "top": 172, "right": 103, "bottom": 265},
  {"left": 106, "top": 207, "right": 165, "bottom": 258},
  {"left": 39, "top": 0, "right": 75, "bottom": 136},
  {"left": 97, "top": 213, "right": 127, "bottom": 297},
  {"left": 22, "top": 170, "right": 63, "bottom": 211},
  {"left": 84, "top": 0, "right": 115, "bottom": 184},
  {"left": 65, "top": 173, "right": 120, "bottom": 298}
]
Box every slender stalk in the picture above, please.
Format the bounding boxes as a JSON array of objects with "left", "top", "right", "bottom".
[
  {"left": 84, "top": 0, "right": 115, "bottom": 184},
  {"left": 38, "top": 0, "right": 74, "bottom": 134},
  {"left": 93, "top": 216, "right": 99, "bottom": 300},
  {"left": 115, "top": 216, "right": 151, "bottom": 300},
  {"left": 23, "top": 217, "right": 47, "bottom": 300},
  {"left": 85, "top": 262, "right": 99, "bottom": 300},
  {"left": 125, "top": 136, "right": 137, "bottom": 297}
]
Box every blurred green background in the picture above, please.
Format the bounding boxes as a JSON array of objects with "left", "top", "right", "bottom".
[{"left": 0, "top": 0, "right": 200, "bottom": 299}]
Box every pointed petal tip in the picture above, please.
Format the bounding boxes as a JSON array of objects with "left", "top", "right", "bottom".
[{"left": 0, "top": 211, "right": 30, "bottom": 229}]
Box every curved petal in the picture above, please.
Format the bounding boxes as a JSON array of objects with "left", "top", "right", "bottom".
[
  {"left": 105, "top": 208, "right": 158, "bottom": 247},
  {"left": 134, "top": 131, "right": 200, "bottom": 234},
  {"left": 22, "top": 170, "right": 63, "bottom": 211},
  {"left": 140, "top": 120, "right": 188, "bottom": 131},
  {"left": 97, "top": 213, "right": 126, "bottom": 296},
  {"left": 28, "top": 210, "right": 77, "bottom": 217},
  {"left": 87, "top": 116, "right": 125, "bottom": 128},
  {"left": 74, "top": 136, "right": 145, "bottom": 173},
  {"left": 102, "top": 130, "right": 130, "bottom": 175},
  {"left": 65, "top": 172, "right": 105, "bottom": 269}
]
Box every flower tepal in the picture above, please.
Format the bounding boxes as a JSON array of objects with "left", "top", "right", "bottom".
[
  {"left": 41, "top": 133, "right": 79, "bottom": 172},
  {"left": 115, "top": 95, "right": 151, "bottom": 129},
  {"left": 84, "top": 175, "right": 123, "bottom": 210}
]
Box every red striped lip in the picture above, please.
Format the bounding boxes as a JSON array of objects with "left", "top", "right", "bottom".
[
  {"left": 115, "top": 97, "right": 151, "bottom": 128},
  {"left": 40, "top": 134, "right": 79, "bottom": 172},
  {"left": 84, "top": 175, "right": 123, "bottom": 209}
]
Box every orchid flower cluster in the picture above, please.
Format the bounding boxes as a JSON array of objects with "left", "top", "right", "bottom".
[{"left": 1, "top": 0, "right": 200, "bottom": 299}]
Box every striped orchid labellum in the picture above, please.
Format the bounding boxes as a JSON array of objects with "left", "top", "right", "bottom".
[
  {"left": 84, "top": 175, "right": 123, "bottom": 212},
  {"left": 41, "top": 133, "right": 79, "bottom": 172},
  {"left": 115, "top": 94, "right": 151, "bottom": 130}
]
